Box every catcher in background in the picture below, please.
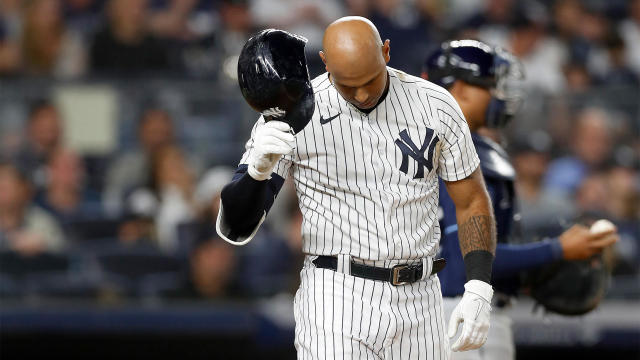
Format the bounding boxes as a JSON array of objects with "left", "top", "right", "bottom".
[{"left": 423, "top": 40, "right": 619, "bottom": 360}]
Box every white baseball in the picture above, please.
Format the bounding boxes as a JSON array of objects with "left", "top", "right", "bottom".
[{"left": 590, "top": 219, "right": 616, "bottom": 234}]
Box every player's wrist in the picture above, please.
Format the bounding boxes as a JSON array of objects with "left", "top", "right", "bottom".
[
  {"left": 546, "top": 237, "right": 564, "bottom": 260},
  {"left": 247, "top": 164, "right": 272, "bottom": 181},
  {"left": 463, "top": 250, "right": 494, "bottom": 283},
  {"left": 464, "top": 279, "right": 493, "bottom": 303}
]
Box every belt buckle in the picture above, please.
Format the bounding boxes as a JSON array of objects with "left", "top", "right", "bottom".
[{"left": 391, "top": 264, "right": 409, "bottom": 286}]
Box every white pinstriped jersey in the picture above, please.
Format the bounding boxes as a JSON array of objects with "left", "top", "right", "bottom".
[{"left": 240, "top": 67, "right": 479, "bottom": 262}]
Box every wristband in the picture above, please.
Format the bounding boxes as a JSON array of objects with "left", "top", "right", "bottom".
[{"left": 463, "top": 250, "right": 494, "bottom": 283}]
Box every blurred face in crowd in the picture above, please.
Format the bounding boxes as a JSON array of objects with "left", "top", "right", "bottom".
[
  {"left": 606, "top": 167, "right": 639, "bottom": 219},
  {"left": 513, "top": 151, "right": 549, "bottom": 184},
  {"left": 152, "top": 145, "right": 194, "bottom": 195},
  {"left": 28, "top": 105, "right": 62, "bottom": 154},
  {"left": 139, "top": 109, "right": 175, "bottom": 152},
  {"left": 320, "top": 17, "right": 390, "bottom": 110},
  {"left": 191, "top": 240, "right": 235, "bottom": 298},
  {"left": 0, "top": 165, "right": 30, "bottom": 213},
  {"left": 47, "top": 149, "right": 85, "bottom": 191},
  {"left": 220, "top": 1, "right": 251, "bottom": 33},
  {"left": 510, "top": 24, "right": 543, "bottom": 57},
  {"left": 633, "top": 0, "right": 640, "bottom": 22},
  {"left": 553, "top": 0, "right": 582, "bottom": 38},
  {"left": 108, "top": 0, "right": 148, "bottom": 41},
  {"left": 576, "top": 173, "right": 608, "bottom": 213},
  {"left": 486, "top": 0, "right": 514, "bottom": 22},
  {"left": 25, "top": 0, "right": 62, "bottom": 33},
  {"left": 573, "top": 109, "right": 612, "bottom": 167}
]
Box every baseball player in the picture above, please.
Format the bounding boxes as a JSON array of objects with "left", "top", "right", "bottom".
[
  {"left": 422, "top": 40, "right": 620, "bottom": 360},
  {"left": 218, "top": 18, "right": 497, "bottom": 359}
]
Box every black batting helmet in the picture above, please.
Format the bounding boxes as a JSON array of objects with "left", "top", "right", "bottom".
[{"left": 238, "top": 29, "right": 315, "bottom": 134}]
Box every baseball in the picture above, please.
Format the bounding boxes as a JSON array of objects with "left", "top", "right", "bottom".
[{"left": 590, "top": 219, "right": 616, "bottom": 234}]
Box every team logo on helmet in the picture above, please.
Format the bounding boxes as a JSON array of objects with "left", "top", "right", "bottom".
[{"left": 262, "top": 107, "right": 286, "bottom": 118}]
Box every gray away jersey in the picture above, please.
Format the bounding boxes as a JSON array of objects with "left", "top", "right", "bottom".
[{"left": 238, "top": 67, "right": 479, "bottom": 263}]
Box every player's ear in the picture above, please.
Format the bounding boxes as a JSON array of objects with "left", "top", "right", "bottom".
[
  {"left": 382, "top": 39, "right": 390, "bottom": 63},
  {"left": 319, "top": 51, "right": 328, "bottom": 72}
]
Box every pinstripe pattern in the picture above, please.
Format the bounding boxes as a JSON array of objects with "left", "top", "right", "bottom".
[
  {"left": 240, "top": 67, "right": 479, "bottom": 263},
  {"left": 240, "top": 67, "right": 478, "bottom": 359},
  {"left": 294, "top": 257, "right": 450, "bottom": 359}
]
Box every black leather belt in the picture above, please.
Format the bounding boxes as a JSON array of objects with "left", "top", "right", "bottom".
[{"left": 312, "top": 256, "right": 446, "bottom": 286}]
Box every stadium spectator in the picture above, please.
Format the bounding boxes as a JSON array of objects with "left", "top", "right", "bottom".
[
  {"left": 459, "top": 0, "right": 516, "bottom": 42},
  {"left": 344, "top": 0, "right": 370, "bottom": 17},
  {"left": 598, "top": 29, "right": 640, "bottom": 86},
  {"left": 62, "top": 0, "right": 104, "bottom": 34},
  {"left": 34, "top": 148, "right": 103, "bottom": 231},
  {"left": 147, "top": 0, "right": 198, "bottom": 41},
  {"left": 0, "top": 2, "right": 21, "bottom": 75},
  {"left": 249, "top": 0, "right": 343, "bottom": 75},
  {"left": 90, "top": 0, "right": 170, "bottom": 74},
  {"left": 125, "top": 145, "right": 198, "bottom": 252},
  {"left": 619, "top": 0, "right": 640, "bottom": 76},
  {"left": 513, "top": 137, "right": 574, "bottom": 238},
  {"left": 500, "top": 6, "right": 568, "bottom": 95},
  {"left": 164, "top": 167, "right": 239, "bottom": 299},
  {"left": 605, "top": 165, "right": 640, "bottom": 274},
  {"left": 215, "top": 0, "right": 254, "bottom": 57},
  {"left": 104, "top": 108, "right": 201, "bottom": 215},
  {"left": 0, "top": 162, "right": 65, "bottom": 256},
  {"left": 19, "top": 0, "right": 87, "bottom": 77},
  {"left": 171, "top": 236, "right": 237, "bottom": 299},
  {"left": 544, "top": 107, "right": 614, "bottom": 195},
  {"left": 368, "top": 0, "right": 435, "bottom": 75},
  {"left": 180, "top": 0, "right": 255, "bottom": 77},
  {"left": 13, "top": 100, "right": 63, "bottom": 189}
]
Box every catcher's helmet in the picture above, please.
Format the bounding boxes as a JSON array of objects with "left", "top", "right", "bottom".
[
  {"left": 423, "top": 40, "right": 524, "bottom": 128},
  {"left": 238, "top": 29, "right": 315, "bottom": 134}
]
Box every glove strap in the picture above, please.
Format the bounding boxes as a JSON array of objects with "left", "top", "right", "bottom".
[{"left": 464, "top": 280, "right": 494, "bottom": 303}]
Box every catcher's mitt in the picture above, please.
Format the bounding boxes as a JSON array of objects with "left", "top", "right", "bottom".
[{"left": 526, "top": 253, "right": 611, "bottom": 316}]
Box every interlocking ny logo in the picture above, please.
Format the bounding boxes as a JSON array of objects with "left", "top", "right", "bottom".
[{"left": 394, "top": 129, "right": 439, "bottom": 179}]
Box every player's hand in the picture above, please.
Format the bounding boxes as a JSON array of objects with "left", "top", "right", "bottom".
[
  {"left": 559, "top": 224, "right": 618, "bottom": 261},
  {"left": 448, "top": 280, "right": 493, "bottom": 352},
  {"left": 247, "top": 121, "right": 295, "bottom": 181}
]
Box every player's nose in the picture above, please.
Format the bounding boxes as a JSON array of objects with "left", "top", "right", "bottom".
[{"left": 354, "top": 88, "right": 368, "bottom": 104}]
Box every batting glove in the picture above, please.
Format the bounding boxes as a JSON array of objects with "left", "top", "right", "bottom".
[
  {"left": 247, "top": 121, "right": 295, "bottom": 181},
  {"left": 448, "top": 280, "right": 493, "bottom": 352}
]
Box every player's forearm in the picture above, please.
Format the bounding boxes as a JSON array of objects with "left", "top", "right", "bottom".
[
  {"left": 455, "top": 193, "right": 497, "bottom": 283},
  {"left": 456, "top": 195, "right": 497, "bottom": 256}
]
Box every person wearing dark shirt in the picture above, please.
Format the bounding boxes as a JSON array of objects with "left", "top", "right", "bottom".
[
  {"left": 13, "top": 100, "right": 63, "bottom": 189},
  {"left": 34, "top": 149, "right": 103, "bottom": 234},
  {"left": 90, "top": 0, "right": 169, "bottom": 74}
]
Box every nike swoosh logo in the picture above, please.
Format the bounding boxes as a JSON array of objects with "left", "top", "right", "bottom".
[{"left": 320, "top": 113, "right": 340, "bottom": 124}]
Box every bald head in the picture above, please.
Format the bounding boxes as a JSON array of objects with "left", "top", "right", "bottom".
[{"left": 320, "top": 16, "right": 390, "bottom": 109}]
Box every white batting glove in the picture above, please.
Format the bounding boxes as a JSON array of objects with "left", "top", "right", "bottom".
[
  {"left": 448, "top": 280, "right": 493, "bottom": 352},
  {"left": 247, "top": 121, "right": 295, "bottom": 181}
]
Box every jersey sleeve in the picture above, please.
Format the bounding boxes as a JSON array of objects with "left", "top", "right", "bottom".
[
  {"left": 239, "top": 116, "right": 294, "bottom": 178},
  {"left": 435, "top": 93, "right": 480, "bottom": 181}
]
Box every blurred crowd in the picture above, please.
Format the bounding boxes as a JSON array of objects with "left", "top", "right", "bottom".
[{"left": 0, "top": 0, "right": 638, "bottom": 302}]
